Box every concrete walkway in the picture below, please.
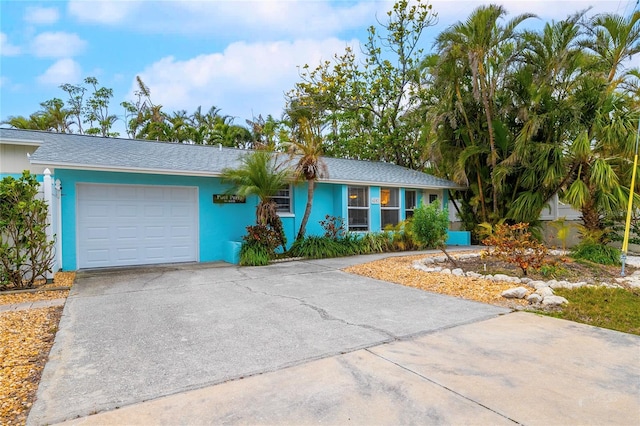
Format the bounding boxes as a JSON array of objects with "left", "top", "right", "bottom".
[{"left": 27, "top": 251, "right": 640, "bottom": 425}]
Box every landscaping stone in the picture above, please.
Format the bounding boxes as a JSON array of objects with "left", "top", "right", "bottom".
[
  {"left": 412, "top": 253, "right": 631, "bottom": 308},
  {"left": 527, "top": 293, "right": 543, "bottom": 304},
  {"left": 501, "top": 287, "right": 528, "bottom": 299},
  {"left": 542, "top": 295, "right": 569, "bottom": 307},
  {"left": 531, "top": 281, "right": 548, "bottom": 290},
  {"left": 535, "top": 287, "right": 554, "bottom": 298}
]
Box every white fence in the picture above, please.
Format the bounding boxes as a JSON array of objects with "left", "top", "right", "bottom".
[{"left": 41, "top": 169, "right": 61, "bottom": 278}]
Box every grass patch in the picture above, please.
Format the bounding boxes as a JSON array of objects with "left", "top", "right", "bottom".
[{"left": 543, "top": 286, "right": 640, "bottom": 335}]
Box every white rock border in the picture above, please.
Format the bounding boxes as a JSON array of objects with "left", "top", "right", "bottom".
[{"left": 412, "top": 252, "right": 639, "bottom": 307}]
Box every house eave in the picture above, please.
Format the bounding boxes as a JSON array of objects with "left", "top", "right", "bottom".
[
  {"left": 319, "top": 178, "right": 465, "bottom": 190},
  {"left": 1, "top": 137, "right": 44, "bottom": 146},
  {"left": 28, "top": 161, "right": 222, "bottom": 177}
]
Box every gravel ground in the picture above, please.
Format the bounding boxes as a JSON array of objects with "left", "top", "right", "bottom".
[
  {"left": 344, "top": 252, "right": 530, "bottom": 309},
  {"left": 0, "top": 272, "right": 74, "bottom": 425}
]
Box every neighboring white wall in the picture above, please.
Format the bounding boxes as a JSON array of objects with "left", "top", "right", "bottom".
[
  {"left": 448, "top": 193, "right": 581, "bottom": 223},
  {"left": 0, "top": 143, "right": 45, "bottom": 175}
]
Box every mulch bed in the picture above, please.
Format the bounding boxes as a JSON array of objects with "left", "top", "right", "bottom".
[{"left": 0, "top": 272, "right": 74, "bottom": 425}]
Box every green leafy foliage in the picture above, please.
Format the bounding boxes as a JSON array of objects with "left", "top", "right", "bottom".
[
  {"left": 239, "top": 241, "right": 270, "bottom": 266},
  {"left": 288, "top": 236, "right": 349, "bottom": 259},
  {"left": 412, "top": 201, "right": 449, "bottom": 249},
  {"left": 482, "top": 222, "right": 548, "bottom": 276},
  {"left": 571, "top": 243, "right": 621, "bottom": 266},
  {"left": 538, "top": 262, "right": 570, "bottom": 279},
  {"left": 0, "top": 171, "right": 55, "bottom": 289},
  {"left": 384, "top": 219, "right": 423, "bottom": 251}
]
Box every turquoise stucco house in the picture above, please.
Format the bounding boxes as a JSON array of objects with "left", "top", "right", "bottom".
[{"left": 0, "top": 128, "right": 469, "bottom": 270}]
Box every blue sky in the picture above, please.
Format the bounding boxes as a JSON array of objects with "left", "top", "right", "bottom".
[{"left": 1, "top": 0, "right": 638, "bottom": 136}]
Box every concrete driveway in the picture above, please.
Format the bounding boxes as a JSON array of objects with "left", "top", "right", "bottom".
[{"left": 28, "top": 252, "right": 640, "bottom": 425}]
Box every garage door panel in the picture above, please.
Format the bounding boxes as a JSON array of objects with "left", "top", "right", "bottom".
[
  {"left": 77, "top": 184, "right": 198, "bottom": 268},
  {"left": 85, "top": 226, "right": 110, "bottom": 240},
  {"left": 115, "top": 186, "right": 139, "bottom": 200},
  {"left": 83, "top": 204, "right": 110, "bottom": 218},
  {"left": 144, "top": 205, "right": 165, "bottom": 217},
  {"left": 85, "top": 248, "right": 110, "bottom": 263}
]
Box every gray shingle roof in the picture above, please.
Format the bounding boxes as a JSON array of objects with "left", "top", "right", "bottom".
[{"left": 1, "top": 128, "right": 462, "bottom": 189}]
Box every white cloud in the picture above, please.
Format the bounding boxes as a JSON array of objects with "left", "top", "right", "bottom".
[
  {"left": 66, "top": 0, "right": 385, "bottom": 39},
  {"left": 431, "top": 0, "right": 630, "bottom": 26},
  {"left": 132, "top": 38, "right": 360, "bottom": 120},
  {"left": 31, "top": 32, "right": 87, "bottom": 58},
  {"left": 37, "top": 58, "right": 82, "bottom": 86},
  {"left": 24, "top": 6, "right": 60, "bottom": 25},
  {"left": 0, "top": 33, "right": 21, "bottom": 56},
  {"left": 67, "top": 0, "right": 141, "bottom": 24},
  {"left": 157, "top": 1, "right": 384, "bottom": 38}
]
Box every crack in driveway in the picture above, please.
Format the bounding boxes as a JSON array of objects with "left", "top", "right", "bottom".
[{"left": 231, "top": 278, "right": 398, "bottom": 341}]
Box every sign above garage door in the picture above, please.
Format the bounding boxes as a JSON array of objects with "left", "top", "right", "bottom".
[{"left": 76, "top": 184, "right": 198, "bottom": 269}]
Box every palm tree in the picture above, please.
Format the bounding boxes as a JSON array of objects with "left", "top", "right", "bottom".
[
  {"left": 39, "top": 98, "right": 72, "bottom": 133},
  {"left": 283, "top": 118, "right": 328, "bottom": 241},
  {"left": 560, "top": 11, "right": 640, "bottom": 233},
  {"left": 503, "top": 13, "right": 586, "bottom": 223},
  {"left": 436, "top": 5, "right": 534, "bottom": 215},
  {"left": 220, "top": 150, "right": 292, "bottom": 248},
  {"left": 2, "top": 114, "right": 50, "bottom": 131}
]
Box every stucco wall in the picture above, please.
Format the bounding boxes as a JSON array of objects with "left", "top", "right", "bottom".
[
  {"left": 54, "top": 169, "right": 257, "bottom": 270},
  {"left": 0, "top": 143, "right": 46, "bottom": 176},
  {"left": 52, "top": 168, "right": 455, "bottom": 269}
]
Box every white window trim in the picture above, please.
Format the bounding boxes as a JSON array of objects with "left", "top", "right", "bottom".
[
  {"left": 348, "top": 186, "right": 370, "bottom": 232},
  {"left": 273, "top": 184, "right": 293, "bottom": 215},
  {"left": 380, "top": 187, "right": 400, "bottom": 228},
  {"left": 405, "top": 189, "right": 417, "bottom": 218}
]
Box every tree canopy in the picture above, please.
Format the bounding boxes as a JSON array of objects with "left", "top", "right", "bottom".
[{"left": 3, "top": 1, "right": 639, "bottom": 236}]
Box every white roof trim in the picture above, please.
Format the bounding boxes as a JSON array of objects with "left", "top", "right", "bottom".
[
  {"left": 28, "top": 161, "right": 221, "bottom": 177},
  {"left": 0, "top": 137, "right": 44, "bottom": 146},
  {"left": 319, "top": 178, "right": 464, "bottom": 190}
]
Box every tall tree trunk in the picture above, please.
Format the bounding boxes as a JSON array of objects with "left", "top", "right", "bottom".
[
  {"left": 456, "top": 84, "right": 488, "bottom": 222},
  {"left": 481, "top": 88, "right": 498, "bottom": 215},
  {"left": 297, "top": 179, "right": 315, "bottom": 241},
  {"left": 580, "top": 198, "right": 602, "bottom": 235}
]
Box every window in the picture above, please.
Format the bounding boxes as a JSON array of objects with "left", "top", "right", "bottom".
[
  {"left": 380, "top": 187, "right": 399, "bottom": 228},
  {"left": 273, "top": 185, "right": 292, "bottom": 213},
  {"left": 405, "top": 190, "right": 417, "bottom": 219},
  {"left": 348, "top": 186, "right": 368, "bottom": 231},
  {"left": 429, "top": 194, "right": 439, "bottom": 204}
]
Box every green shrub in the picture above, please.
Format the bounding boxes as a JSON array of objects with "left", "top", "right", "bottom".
[
  {"left": 357, "top": 232, "right": 392, "bottom": 254},
  {"left": 340, "top": 233, "right": 363, "bottom": 254},
  {"left": 571, "top": 243, "right": 620, "bottom": 265},
  {"left": 412, "top": 201, "right": 449, "bottom": 249},
  {"left": 288, "top": 236, "right": 348, "bottom": 259},
  {"left": 239, "top": 242, "right": 271, "bottom": 266},
  {"left": 384, "top": 219, "right": 422, "bottom": 251},
  {"left": 1, "top": 171, "right": 55, "bottom": 289}
]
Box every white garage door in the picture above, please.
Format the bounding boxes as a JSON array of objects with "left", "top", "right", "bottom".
[{"left": 77, "top": 184, "right": 198, "bottom": 269}]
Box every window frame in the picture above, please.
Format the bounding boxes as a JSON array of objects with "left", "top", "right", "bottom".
[
  {"left": 347, "top": 186, "right": 369, "bottom": 232},
  {"left": 405, "top": 189, "right": 417, "bottom": 219},
  {"left": 380, "top": 187, "right": 400, "bottom": 228},
  {"left": 273, "top": 184, "right": 293, "bottom": 215}
]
